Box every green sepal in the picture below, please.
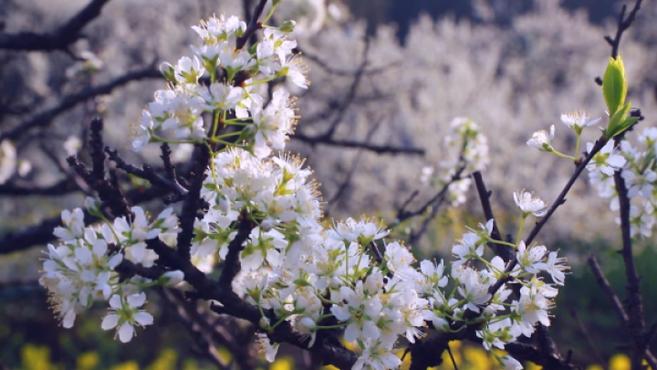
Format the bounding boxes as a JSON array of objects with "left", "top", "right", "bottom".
[{"left": 604, "top": 101, "right": 637, "bottom": 139}]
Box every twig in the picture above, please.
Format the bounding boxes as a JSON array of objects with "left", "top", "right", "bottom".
[
  {"left": 321, "top": 36, "right": 370, "bottom": 140},
  {"left": 588, "top": 255, "right": 630, "bottom": 324},
  {"left": 588, "top": 254, "right": 657, "bottom": 367},
  {"left": 105, "top": 147, "right": 188, "bottom": 198},
  {"left": 446, "top": 344, "right": 459, "bottom": 370},
  {"left": 300, "top": 47, "right": 400, "bottom": 77},
  {"left": 293, "top": 132, "right": 425, "bottom": 155},
  {"left": 327, "top": 120, "right": 381, "bottom": 208},
  {"left": 393, "top": 165, "right": 466, "bottom": 228},
  {"left": 235, "top": 0, "right": 268, "bottom": 50},
  {"left": 604, "top": 0, "right": 643, "bottom": 58},
  {"left": 163, "top": 290, "right": 231, "bottom": 369},
  {"left": 569, "top": 307, "right": 605, "bottom": 364},
  {"left": 0, "top": 186, "right": 165, "bottom": 254},
  {"left": 66, "top": 118, "right": 131, "bottom": 218}
]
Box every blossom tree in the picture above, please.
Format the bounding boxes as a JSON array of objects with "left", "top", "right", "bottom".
[{"left": 0, "top": 0, "right": 656, "bottom": 368}]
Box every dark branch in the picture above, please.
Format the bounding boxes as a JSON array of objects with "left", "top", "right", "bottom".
[
  {"left": 327, "top": 121, "right": 381, "bottom": 209},
  {"left": 0, "top": 186, "right": 166, "bottom": 254},
  {"left": 606, "top": 0, "right": 643, "bottom": 58},
  {"left": 217, "top": 217, "right": 256, "bottom": 289},
  {"left": 0, "top": 0, "right": 111, "bottom": 51},
  {"left": 0, "top": 66, "right": 160, "bottom": 142},
  {"left": 394, "top": 165, "right": 465, "bottom": 228},
  {"left": 588, "top": 254, "right": 657, "bottom": 367},
  {"left": 472, "top": 171, "right": 513, "bottom": 260},
  {"left": 66, "top": 118, "right": 131, "bottom": 218},
  {"left": 176, "top": 145, "right": 210, "bottom": 260},
  {"left": 105, "top": 147, "right": 188, "bottom": 199},
  {"left": 0, "top": 178, "right": 78, "bottom": 196},
  {"left": 588, "top": 254, "right": 630, "bottom": 323},
  {"left": 299, "top": 47, "right": 400, "bottom": 77},
  {"left": 141, "top": 237, "right": 358, "bottom": 368},
  {"left": 613, "top": 137, "right": 648, "bottom": 369},
  {"left": 322, "top": 37, "right": 370, "bottom": 139},
  {"left": 235, "top": 0, "right": 268, "bottom": 50}
]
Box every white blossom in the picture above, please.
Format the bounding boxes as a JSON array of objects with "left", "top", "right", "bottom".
[
  {"left": 560, "top": 111, "right": 600, "bottom": 132},
  {"left": 101, "top": 293, "right": 154, "bottom": 343},
  {"left": 526, "top": 125, "right": 555, "bottom": 152},
  {"left": 513, "top": 190, "right": 548, "bottom": 217}
]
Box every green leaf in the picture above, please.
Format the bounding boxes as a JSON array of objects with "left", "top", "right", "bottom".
[
  {"left": 605, "top": 101, "right": 635, "bottom": 139},
  {"left": 602, "top": 56, "right": 627, "bottom": 116}
]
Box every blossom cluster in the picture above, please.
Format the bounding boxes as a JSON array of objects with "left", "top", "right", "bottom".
[
  {"left": 39, "top": 11, "right": 569, "bottom": 370},
  {"left": 421, "top": 117, "right": 489, "bottom": 206},
  {"left": 133, "top": 13, "right": 306, "bottom": 158},
  {"left": 587, "top": 127, "right": 657, "bottom": 238},
  {"left": 39, "top": 206, "right": 181, "bottom": 342},
  {"left": 194, "top": 143, "right": 566, "bottom": 368}
]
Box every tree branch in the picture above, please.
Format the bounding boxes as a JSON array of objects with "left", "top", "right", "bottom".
[
  {"left": 235, "top": 0, "right": 268, "bottom": 50},
  {"left": 218, "top": 216, "right": 255, "bottom": 289},
  {"left": 0, "top": 185, "right": 165, "bottom": 254},
  {"left": 293, "top": 132, "right": 425, "bottom": 156},
  {"left": 588, "top": 254, "right": 657, "bottom": 368},
  {"left": 0, "top": 178, "right": 78, "bottom": 196},
  {"left": 472, "top": 171, "right": 513, "bottom": 261},
  {"left": 141, "top": 237, "right": 358, "bottom": 368},
  {"left": 488, "top": 137, "right": 607, "bottom": 303},
  {"left": 613, "top": 140, "right": 648, "bottom": 369},
  {"left": 176, "top": 145, "right": 210, "bottom": 260},
  {"left": 105, "top": 147, "right": 188, "bottom": 199},
  {"left": 0, "top": 66, "right": 160, "bottom": 142},
  {"left": 605, "top": 0, "right": 643, "bottom": 58},
  {"left": 0, "top": 0, "right": 111, "bottom": 51}
]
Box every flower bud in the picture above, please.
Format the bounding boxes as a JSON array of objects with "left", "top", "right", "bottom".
[{"left": 602, "top": 56, "right": 627, "bottom": 116}]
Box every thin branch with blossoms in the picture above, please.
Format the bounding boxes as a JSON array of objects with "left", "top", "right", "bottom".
[
  {"left": 472, "top": 171, "right": 512, "bottom": 261},
  {"left": 487, "top": 137, "right": 608, "bottom": 298},
  {"left": 585, "top": 0, "right": 655, "bottom": 367}
]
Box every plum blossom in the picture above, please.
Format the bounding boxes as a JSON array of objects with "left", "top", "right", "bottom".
[
  {"left": 513, "top": 190, "right": 548, "bottom": 217},
  {"left": 527, "top": 125, "right": 555, "bottom": 152},
  {"left": 560, "top": 111, "right": 600, "bottom": 132},
  {"left": 101, "top": 293, "right": 154, "bottom": 343},
  {"left": 587, "top": 140, "right": 626, "bottom": 176}
]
